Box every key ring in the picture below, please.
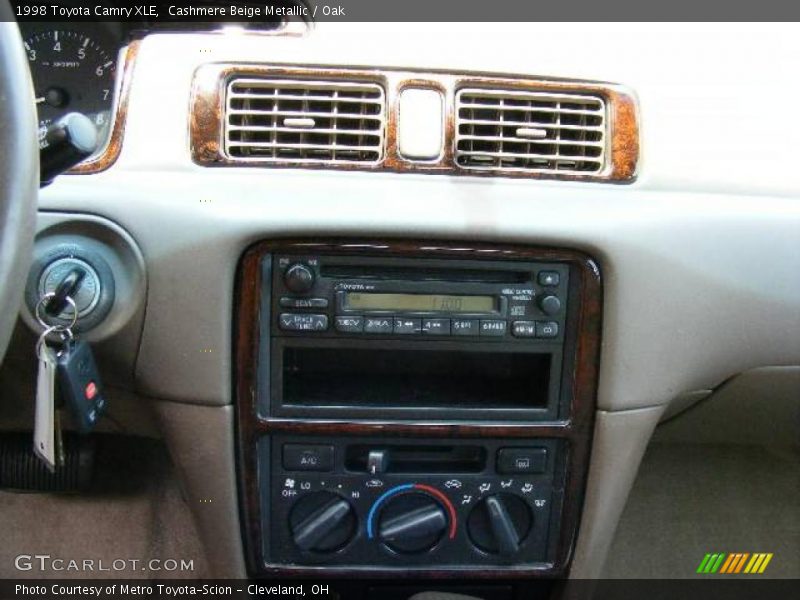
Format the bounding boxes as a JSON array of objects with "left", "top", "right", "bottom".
[
  {"left": 35, "top": 324, "right": 74, "bottom": 361},
  {"left": 35, "top": 325, "right": 61, "bottom": 359},
  {"left": 35, "top": 293, "right": 77, "bottom": 332}
]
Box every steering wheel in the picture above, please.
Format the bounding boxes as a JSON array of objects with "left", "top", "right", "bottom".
[{"left": 0, "top": 8, "right": 39, "bottom": 363}]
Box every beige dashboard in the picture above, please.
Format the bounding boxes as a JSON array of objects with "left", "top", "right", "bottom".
[{"left": 14, "top": 22, "right": 800, "bottom": 579}]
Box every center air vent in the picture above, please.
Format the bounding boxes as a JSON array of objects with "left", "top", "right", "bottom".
[
  {"left": 455, "top": 89, "right": 606, "bottom": 174},
  {"left": 225, "top": 78, "right": 386, "bottom": 164}
]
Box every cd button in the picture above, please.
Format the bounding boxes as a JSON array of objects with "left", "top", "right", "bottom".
[
  {"left": 512, "top": 321, "right": 536, "bottom": 337},
  {"left": 422, "top": 318, "right": 450, "bottom": 335},
  {"left": 536, "top": 321, "right": 559, "bottom": 338},
  {"left": 479, "top": 319, "right": 507, "bottom": 336},
  {"left": 364, "top": 317, "right": 394, "bottom": 334},
  {"left": 394, "top": 318, "right": 422, "bottom": 334},
  {"left": 451, "top": 319, "right": 479, "bottom": 336},
  {"left": 335, "top": 315, "right": 364, "bottom": 333}
]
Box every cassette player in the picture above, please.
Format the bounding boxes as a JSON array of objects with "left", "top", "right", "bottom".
[{"left": 271, "top": 254, "right": 569, "bottom": 342}]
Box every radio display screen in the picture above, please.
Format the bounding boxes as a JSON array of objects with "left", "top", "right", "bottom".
[{"left": 344, "top": 292, "right": 496, "bottom": 313}]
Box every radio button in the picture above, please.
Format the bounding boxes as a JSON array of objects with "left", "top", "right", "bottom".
[
  {"left": 335, "top": 316, "right": 364, "bottom": 333},
  {"left": 512, "top": 321, "right": 536, "bottom": 337},
  {"left": 479, "top": 320, "right": 507, "bottom": 336},
  {"left": 538, "top": 271, "right": 560, "bottom": 286},
  {"left": 451, "top": 319, "right": 479, "bottom": 336},
  {"left": 280, "top": 297, "right": 329, "bottom": 309},
  {"left": 279, "top": 313, "right": 328, "bottom": 332},
  {"left": 394, "top": 318, "right": 422, "bottom": 334},
  {"left": 364, "top": 317, "right": 394, "bottom": 334},
  {"left": 422, "top": 318, "right": 450, "bottom": 335},
  {"left": 535, "top": 321, "right": 559, "bottom": 338}
]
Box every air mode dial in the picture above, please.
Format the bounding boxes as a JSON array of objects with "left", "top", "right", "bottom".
[{"left": 467, "top": 493, "right": 532, "bottom": 557}]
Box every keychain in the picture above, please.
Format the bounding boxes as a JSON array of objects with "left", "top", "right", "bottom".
[
  {"left": 33, "top": 293, "right": 107, "bottom": 470},
  {"left": 34, "top": 324, "right": 60, "bottom": 471}
]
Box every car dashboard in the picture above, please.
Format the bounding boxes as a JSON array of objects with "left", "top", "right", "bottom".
[{"left": 2, "top": 15, "right": 799, "bottom": 596}]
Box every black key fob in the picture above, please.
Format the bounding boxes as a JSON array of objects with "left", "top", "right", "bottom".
[{"left": 56, "top": 339, "right": 106, "bottom": 433}]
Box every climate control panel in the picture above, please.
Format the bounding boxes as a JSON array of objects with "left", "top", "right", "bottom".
[{"left": 262, "top": 436, "right": 565, "bottom": 569}]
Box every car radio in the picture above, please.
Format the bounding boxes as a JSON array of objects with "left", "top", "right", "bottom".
[
  {"left": 236, "top": 240, "right": 601, "bottom": 577},
  {"left": 273, "top": 254, "right": 568, "bottom": 342},
  {"left": 264, "top": 253, "right": 573, "bottom": 422}
]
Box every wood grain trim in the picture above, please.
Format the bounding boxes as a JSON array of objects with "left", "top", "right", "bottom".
[
  {"left": 191, "top": 63, "right": 639, "bottom": 183},
  {"left": 69, "top": 40, "right": 140, "bottom": 175},
  {"left": 235, "top": 239, "right": 603, "bottom": 578}
]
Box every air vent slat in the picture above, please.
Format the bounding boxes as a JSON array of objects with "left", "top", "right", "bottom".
[
  {"left": 459, "top": 119, "right": 604, "bottom": 131},
  {"left": 458, "top": 135, "right": 604, "bottom": 148},
  {"left": 225, "top": 78, "right": 386, "bottom": 164},
  {"left": 455, "top": 88, "right": 607, "bottom": 174},
  {"left": 228, "top": 125, "right": 382, "bottom": 137},
  {"left": 228, "top": 109, "right": 384, "bottom": 121},
  {"left": 229, "top": 93, "right": 384, "bottom": 105},
  {"left": 228, "top": 142, "right": 380, "bottom": 152},
  {"left": 458, "top": 150, "right": 596, "bottom": 161},
  {"left": 458, "top": 103, "right": 603, "bottom": 118}
]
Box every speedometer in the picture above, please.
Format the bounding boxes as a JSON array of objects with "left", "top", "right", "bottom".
[{"left": 24, "top": 29, "right": 117, "bottom": 152}]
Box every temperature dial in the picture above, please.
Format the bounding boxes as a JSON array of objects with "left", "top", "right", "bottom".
[
  {"left": 377, "top": 492, "right": 448, "bottom": 554},
  {"left": 467, "top": 493, "right": 532, "bottom": 557},
  {"left": 289, "top": 491, "right": 356, "bottom": 553}
]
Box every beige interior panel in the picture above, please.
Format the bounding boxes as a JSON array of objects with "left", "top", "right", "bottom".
[
  {"left": 152, "top": 401, "right": 246, "bottom": 578},
  {"left": 657, "top": 367, "right": 800, "bottom": 446},
  {"left": 568, "top": 405, "right": 664, "bottom": 580},
  {"left": 605, "top": 368, "right": 800, "bottom": 578}
]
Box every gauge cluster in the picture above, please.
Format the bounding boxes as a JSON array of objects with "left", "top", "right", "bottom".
[{"left": 20, "top": 22, "right": 127, "bottom": 157}]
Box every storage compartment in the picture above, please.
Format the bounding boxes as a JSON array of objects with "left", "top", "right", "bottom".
[{"left": 279, "top": 344, "right": 552, "bottom": 411}]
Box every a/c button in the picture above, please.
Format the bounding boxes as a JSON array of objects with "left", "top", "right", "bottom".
[{"left": 283, "top": 444, "right": 334, "bottom": 472}]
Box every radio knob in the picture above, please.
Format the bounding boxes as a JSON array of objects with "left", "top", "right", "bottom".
[
  {"left": 289, "top": 491, "right": 356, "bottom": 553},
  {"left": 284, "top": 263, "right": 315, "bottom": 294},
  {"left": 538, "top": 294, "right": 561, "bottom": 316},
  {"left": 466, "top": 493, "right": 532, "bottom": 557},
  {"left": 378, "top": 492, "right": 448, "bottom": 554}
]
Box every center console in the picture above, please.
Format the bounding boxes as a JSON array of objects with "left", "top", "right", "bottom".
[{"left": 235, "top": 240, "right": 602, "bottom": 578}]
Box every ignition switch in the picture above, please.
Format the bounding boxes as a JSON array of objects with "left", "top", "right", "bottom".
[
  {"left": 25, "top": 244, "right": 116, "bottom": 334},
  {"left": 38, "top": 257, "right": 101, "bottom": 319}
]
